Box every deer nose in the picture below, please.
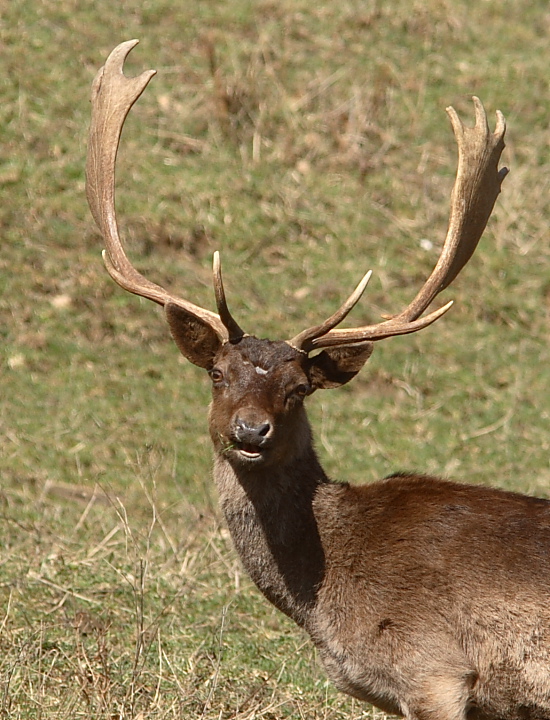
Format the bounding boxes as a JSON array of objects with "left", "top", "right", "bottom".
[{"left": 233, "top": 417, "right": 272, "bottom": 446}]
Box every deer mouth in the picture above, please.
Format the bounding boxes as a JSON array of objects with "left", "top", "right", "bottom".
[
  {"left": 234, "top": 443, "right": 265, "bottom": 462},
  {"left": 219, "top": 434, "right": 269, "bottom": 464}
]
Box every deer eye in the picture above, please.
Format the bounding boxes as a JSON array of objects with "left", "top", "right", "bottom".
[
  {"left": 294, "top": 383, "right": 310, "bottom": 399},
  {"left": 209, "top": 368, "right": 225, "bottom": 385}
]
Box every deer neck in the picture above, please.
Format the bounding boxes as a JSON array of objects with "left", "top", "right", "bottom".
[{"left": 212, "top": 419, "right": 328, "bottom": 629}]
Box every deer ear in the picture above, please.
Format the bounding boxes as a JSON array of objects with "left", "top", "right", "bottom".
[
  {"left": 307, "top": 342, "right": 373, "bottom": 390},
  {"left": 165, "top": 303, "right": 223, "bottom": 370}
]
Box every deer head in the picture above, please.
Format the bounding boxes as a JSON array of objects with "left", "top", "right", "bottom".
[{"left": 86, "top": 40, "right": 507, "bottom": 471}]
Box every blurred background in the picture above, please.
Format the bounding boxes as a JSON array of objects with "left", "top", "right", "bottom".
[{"left": 1, "top": 1, "right": 549, "bottom": 717}]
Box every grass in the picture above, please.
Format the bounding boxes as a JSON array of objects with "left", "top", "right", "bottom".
[{"left": 1, "top": 0, "right": 550, "bottom": 716}]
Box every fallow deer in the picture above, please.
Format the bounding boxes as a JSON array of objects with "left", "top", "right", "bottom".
[{"left": 87, "top": 41, "right": 550, "bottom": 720}]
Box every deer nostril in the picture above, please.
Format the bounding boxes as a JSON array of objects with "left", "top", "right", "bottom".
[
  {"left": 258, "top": 422, "right": 271, "bottom": 437},
  {"left": 234, "top": 417, "right": 272, "bottom": 445}
]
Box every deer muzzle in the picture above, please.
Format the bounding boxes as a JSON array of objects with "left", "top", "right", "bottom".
[{"left": 232, "top": 414, "right": 273, "bottom": 461}]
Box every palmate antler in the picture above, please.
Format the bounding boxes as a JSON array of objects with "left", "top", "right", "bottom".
[
  {"left": 86, "top": 40, "right": 245, "bottom": 344},
  {"left": 289, "top": 98, "right": 508, "bottom": 352},
  {"left": 87, "top": 41, "right": 508, "bottom": 355}
]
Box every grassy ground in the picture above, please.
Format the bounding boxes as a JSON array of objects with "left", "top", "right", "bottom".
[{"left": 1, "top": 1, "right": 549, "bottom": 717}]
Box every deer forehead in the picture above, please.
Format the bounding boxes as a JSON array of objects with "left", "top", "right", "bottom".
[
  {"left": 218, "top": 336, "right": 304, "bottom": 373},
  {"left": 214, "top": 341, "right": 309, "bottom": 401},
  {"left": 226, "top": 355, "right": 303, "bottom": 386}
]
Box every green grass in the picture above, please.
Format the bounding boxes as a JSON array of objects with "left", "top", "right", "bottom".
[{"left": 1, "top": 0, "right": 550, "bottom": 717}]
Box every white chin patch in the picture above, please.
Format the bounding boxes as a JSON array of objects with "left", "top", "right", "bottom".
[{"left": 254, "top": 366, "right": 268, "bottom": 376}]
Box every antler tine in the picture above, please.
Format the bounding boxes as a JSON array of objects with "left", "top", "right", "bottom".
[
  {"left": 86, "top": 40, "right": 229, "bottom": 340},
  {"left": 288, "top": 271, "right": 372, "bottom": 353},
  {"left": 289, "top": 97, "right": 507, "bottom": 353},
  {"left": 212, "top": 252, "right": 246, "bottom": 342}
]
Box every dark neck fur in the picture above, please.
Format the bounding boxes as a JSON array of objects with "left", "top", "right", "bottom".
[{"left": 213, "top": 440, "right": 329, "bottom": 628}]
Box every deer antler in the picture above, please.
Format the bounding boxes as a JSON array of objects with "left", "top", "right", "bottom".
[
  {"left": 288, "top": 97, "right": 508, "bottom": 353},
  {"left": 86, "top": 40, "right": 245, "bottom": 343},
  {"left": 88, "top": 43, "right": 507, "bottom": 357}
]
